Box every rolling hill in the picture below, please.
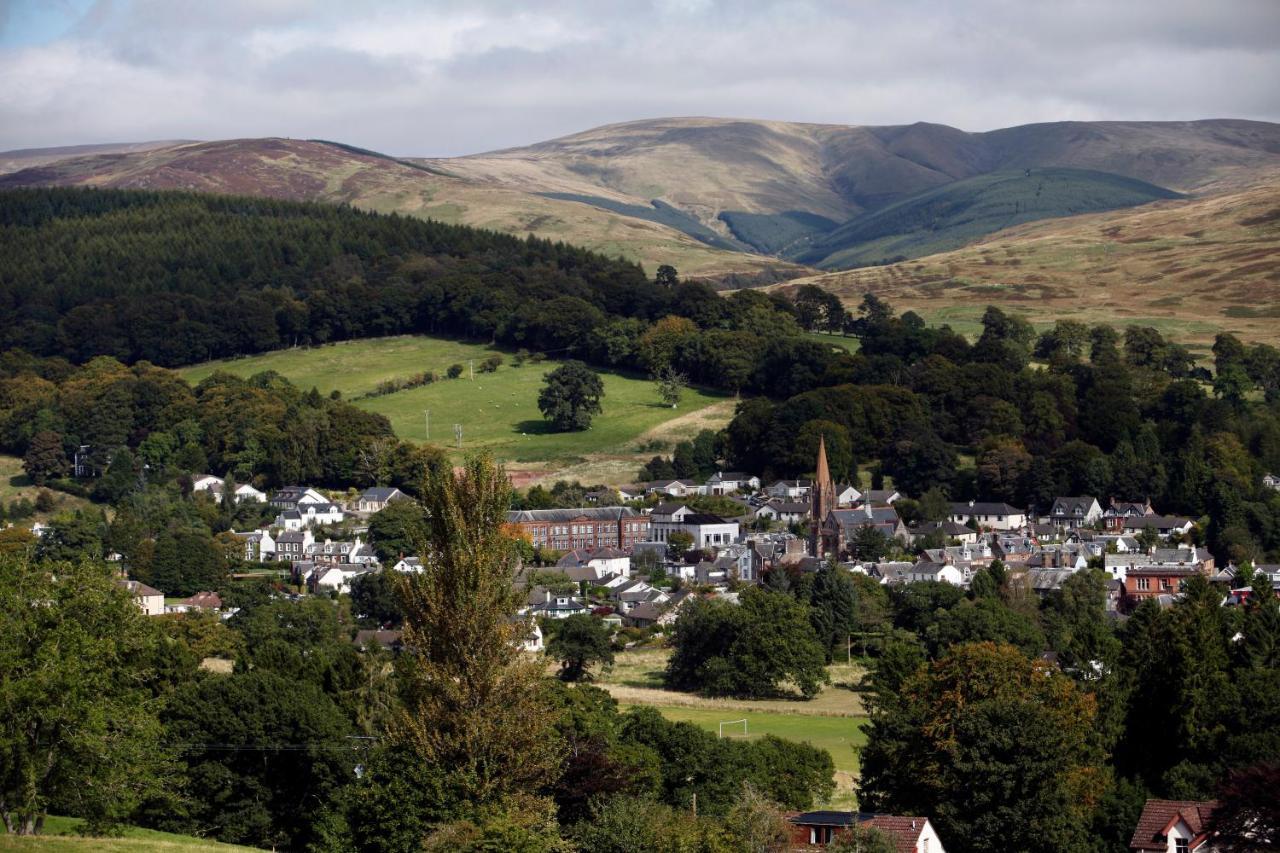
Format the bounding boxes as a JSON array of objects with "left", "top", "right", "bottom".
[
  {"left": 0, "top": 138, "right": 799, "bottom": 282},
  {"left": 766, "top": 176, "right": 1280, "bottom": 347},
  {"left": 791, "top": 168, "right": 1184, "bottom": 268},
  {"left": 4, "top": 116, "right": 1278, "bottom": 283},
  {"left": 423, "top": 116, "right": 1280, "bottom": 260},
  {"left": 0, "top": 140, "right": 188, "bottom": 175}
]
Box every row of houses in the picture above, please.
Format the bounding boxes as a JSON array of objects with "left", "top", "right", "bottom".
[{"left": 194, "top": 479, "right": 412, "bottom": 520}]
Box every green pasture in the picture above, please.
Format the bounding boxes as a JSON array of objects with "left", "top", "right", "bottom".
[{"left": 180, "top": 336, "right": 730, "bottom": 465}]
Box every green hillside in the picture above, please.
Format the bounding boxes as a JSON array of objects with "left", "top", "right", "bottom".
[
  {"left": 793, "top": 167, "right": 1183, "bottom": 269},
  {"left": 181, "top": 336, "right": 732, "bottom": 478}
]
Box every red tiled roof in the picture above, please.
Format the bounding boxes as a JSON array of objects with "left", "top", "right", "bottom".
[
  {"left": 863, "top": 815, "right": 927, "bottom": 853},
  {"left": 1130, "top": 799, "right": 1217, "bottom": 851},
  {"left": 181, "top": 591, "right": 222, "bottom": 609}
]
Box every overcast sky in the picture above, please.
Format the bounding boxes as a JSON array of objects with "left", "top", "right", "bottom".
[{"left": 1, "top": 0, "right": 1277, "bottom": 156}]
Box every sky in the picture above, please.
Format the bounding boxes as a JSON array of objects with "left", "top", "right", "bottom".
[{"left": 1, "top": 0, "right": 1277, "bottom": 156}]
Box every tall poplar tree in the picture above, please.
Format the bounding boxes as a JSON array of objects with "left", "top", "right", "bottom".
[{"left": 390, "top": 455, "right": 562, "bottom": 812}]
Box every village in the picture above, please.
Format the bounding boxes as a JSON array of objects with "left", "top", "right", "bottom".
[
  {"left": 68, "top": 438, "right": 1271, "bottom": 851},
  {"left": 104, "top": 439, "right": 1272, "bottom": 633}
]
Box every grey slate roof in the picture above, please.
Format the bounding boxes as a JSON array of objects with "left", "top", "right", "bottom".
[{"left": 506, "top": 507, "right": 643, "bottom": 523}]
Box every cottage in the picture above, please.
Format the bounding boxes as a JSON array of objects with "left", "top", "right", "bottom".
[
  {"left": 1129, "top": 799, "right": 1218, "bottom": 852},
  {"left": 1262, "top": 473, "right": 1280, "bottom": 492},
  {"left": 1048, "top": 496, "right": 1103, "bottom": 530},
  {"left": 307, "top": 564, "right": 374, "bottom": 595},
  {"left": 556, "top": 546, "right": 632, "bottom": 581},
  {"left": 756, "top": 499, "right": 811, "bottom": 525},
  {"left": 948, "top": 500, "right": 1027, "bottom": 531},
  {"left": 526, "top": 590, "right": 592, "bottom": 619},
  {"left": 611, "top": 578, "right": 670, "bottom": 613},
  {"left": 639, "top": 478, "right": 704, "bottom": 497},
  {"left": 169, "top": 591, "right": 223, "bottom": 613},
  {"left": 766, "top": 479, "right": 812, "bottom": 500},
  {"left": 787, "top": 811, "right": 946, "bottom": 852},
  {"left": 859, "top": 489, "right": 899, "bottom": 506},
  {"left": 393, "top": 556, "right": 423, "bottom": 573},
  {"left": 907, "top": 521, "right": 978, "bottom": 546},
  {"left": 833, "top": 484, "right": 863, "bottom": 507},
  {"left": 1121, "top": 516, "right": 1195, "bottom": 537},
  {"left": 705, "top": 471, "right": 761, "bottom": 495},
  {"left": 875, "top": 560, "right": 965, "bottom": 586},
  {"left": 357, "top": 487, "right": 409, "bottom": 513},
  {"left": 275, "top": 502, "right": 344, "bottom": 530},
  {"left": 234, "top": 483, "right": 267, "bottom": 503},
  {"left": 191, "top": 474, "right": 225, "bottom": 494},
  {"left": 270, "top": 486, "right": 329, "bottom": 510},
  {"left": 119, "top": 579, "right": 165, "bottom": 616}
]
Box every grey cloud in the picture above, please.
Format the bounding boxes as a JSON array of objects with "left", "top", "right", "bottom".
[{"left": 0, "top": 0, "right": 1276, "bottom": 154}]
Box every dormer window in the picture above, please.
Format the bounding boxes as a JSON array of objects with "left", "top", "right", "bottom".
[{"left": 1175, "top": 839, "right": 1189, "bottom": 853}]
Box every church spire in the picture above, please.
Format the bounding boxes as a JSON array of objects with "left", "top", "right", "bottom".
[
  {"left": 815, "top": 434, "right": 831, "bottom": 491},
  {"left": 811, "top": 434, "right": 836, "bottom": 557}
]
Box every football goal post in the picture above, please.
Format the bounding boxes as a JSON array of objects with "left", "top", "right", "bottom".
[{"left": 718, "top": 719, "right": 749, "bottom": 739}]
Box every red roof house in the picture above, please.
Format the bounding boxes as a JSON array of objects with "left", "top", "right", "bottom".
[{"left": 1129, "top": 799, "right": 1218, "bottom": 852}]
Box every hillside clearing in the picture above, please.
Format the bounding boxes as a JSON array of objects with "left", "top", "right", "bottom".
[
  {"left": 180, "top": 336, "right": 733, "bottom": 479},
  {"left": 0, "top": 455, "right": 90, "bottom": 521}
]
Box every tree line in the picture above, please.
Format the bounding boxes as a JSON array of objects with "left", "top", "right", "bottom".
[
  {"left": 723, "top": 296, "right": 1280, "bottom": 565},
  {"left": 1, "top": 351, "right": 444, "bottom": 495},
  {"left": 0, "top": 188, "right": 854, "bottom": 402}
]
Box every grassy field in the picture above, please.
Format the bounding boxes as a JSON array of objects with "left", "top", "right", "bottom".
[
  {"left": 598, "top": 647, "right": 869, "bottom": 808},
  {"left": 0, "top": 455, "right": 90, "bottom": 521},
  {"left": 643, "top": 706, "right": 867, "bottom": 808},
  {"left": 180, "top": 336, "right": 734, "bottom": 483},
  {"left": 0, "top": 816, "right": 257, "bottom": 852}
]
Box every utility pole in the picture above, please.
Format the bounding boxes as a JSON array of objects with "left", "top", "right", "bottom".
[
  {"left": 454, "top": 424, "right": 462, "bottom": 449},
  {"left": 691, "top": 792, "right": 697, "bottom": 818},
  {"left": 424, "top": 410, "right": 430, "bottom": 440},
  {"left": 469, "top": 359, "right": 474, "bottom": 380}
]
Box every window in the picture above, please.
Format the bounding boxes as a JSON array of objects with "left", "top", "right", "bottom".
[
  {"left": 1161, "top": 579, "right": 1172, "bottom": 591},
  {"left": 1137, "top": 578, "right": 1150, "bottom": 591},
  {"left": 1175, "top": 839, "right": 1189, "bottom": 853}
]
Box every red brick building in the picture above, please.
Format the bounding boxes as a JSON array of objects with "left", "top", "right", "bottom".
[{"left": 505, "top": 507, "right": 650, "bottom": 552}]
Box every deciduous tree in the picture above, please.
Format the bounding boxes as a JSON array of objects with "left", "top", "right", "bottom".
[{"left": 537, "top": 361, "right": 605, "bottom": 432}]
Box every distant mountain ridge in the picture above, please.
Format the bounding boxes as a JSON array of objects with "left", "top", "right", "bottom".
[{"left": 3, "top": 116, "right": 1279, "bottom": 275}]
